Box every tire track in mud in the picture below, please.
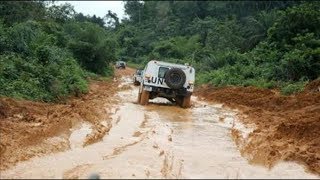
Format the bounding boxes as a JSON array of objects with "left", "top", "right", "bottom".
[
  {"left": 102, "top": 101, "right": 178, "bottom": 177},
  {"left": 161, "top": 153, "right": 184, "bottom": 179},
  {"left": 103, "top": 133, "right": 148, "bottom": 160},
  {"left": 83, "top": 122, "right": 112, "bottom": 147},
  {"left": 63, "top": 164, "right": 93, "bottom": 179},
  {"left": 143, "top": 94, "right": 319, "bottom": 178},
  {"left": 0, "top": 79, "right": 159, "bottom": 177},
  {"left": 0, "top": 77, "right": 120, "bottom": 171}
]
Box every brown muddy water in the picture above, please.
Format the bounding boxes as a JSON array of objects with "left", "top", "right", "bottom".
[{"left": 0, "top": 76, "right": 318, "bottom": 179}]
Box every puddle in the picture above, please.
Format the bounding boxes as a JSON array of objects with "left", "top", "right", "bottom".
[
  {"left": 145, "top": 97, "right": 317, "bottom": 179},
  {"left": 118, "top": 77, "right": 133, "bottom": 88},
  {"left": 69, "top": 123, "right": 92, "bottom": 149}
]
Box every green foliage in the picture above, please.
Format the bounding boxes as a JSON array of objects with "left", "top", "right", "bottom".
[
  {"left": 0, "top": 2, "right": 115, "bottom": 102},
  {"left": 268, "top": 2, "right": 320, "bottom": 47},
  {"left": 280, "top": 81, "right": 308, "bottom": 95},
  {"left": 0, "top": 1, "right": 47, "bottom": 26},
  {"left": 207, "top": 17, "right": 245, "bottom": 51},
  {"left": 242, "top": 10, "right": 279, "bottom": 51},
  {"left": 125, "top": 61, "right": 144, "bottom": 70},
  {"left": 154, "top": 36, "right": 201, "bottom": 59},
  {"left": 117, "top": 1, "right": 320, "bottom": 95},
  {"left": 65, "top": 22, "right": 117, "bottom": 75},
  {"left": 47, "top": 3, "right": 75, "bottom": 23},
  {"left": 0, "top": 48, "right": 88, "bottom": 101},
  {"left": 1, "top": 0, "right": 320, "bottom": 101},
  {"left": 116, "top": 25, "right": 141, "bottom": 61}
]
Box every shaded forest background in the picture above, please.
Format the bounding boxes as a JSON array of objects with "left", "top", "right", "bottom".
[{"left": 0, "top": 1, "right": 319, "bottom": 101}]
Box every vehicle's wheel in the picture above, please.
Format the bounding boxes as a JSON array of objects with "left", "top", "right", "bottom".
[
  {"left": 140, "top": 89, "right": 150, "bottom": 105},
  {"left": 134, "top": 80, "right": 140, "bottom": 86},
  {"left": 137, "top": 92, "right": 142, "bottom": 103},
  {"left": 164, "top": 68, "right": 186, "bottom": 89},
  {"left": 175, "top": 96, "right": 183, "bottom": 106},
  {"left": 181, "top": 95, "right": 191, "bottom": 108}
]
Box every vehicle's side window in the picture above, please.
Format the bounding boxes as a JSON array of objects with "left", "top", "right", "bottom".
[{"left": 158, "top": 67, "right": 169, "bottom": 78}]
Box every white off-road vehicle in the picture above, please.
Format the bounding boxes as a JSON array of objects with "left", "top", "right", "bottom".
[
  {"left": 137, "top": 60, "right": 195, "bottom": 108},
  {"left": 115, "top": 61, "right": 126, "bottom": 69}
]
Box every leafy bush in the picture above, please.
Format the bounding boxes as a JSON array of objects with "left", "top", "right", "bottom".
[
  {"left": 2, "top": 1, "right": 320, "bottom": 101},
  {"left": 118, "top": 1, "right": 320, "bottom": 95},
  {"left": 0, "top": 47, "right": 88, "bottom": 101},
  {"left": 126, "top": 61, "right": 145, "bottom": 70},
  {"left": 280, "top": 81, "right": 308, "bottom": 95},
  {"left": 242, "top": 78, "right": 276, "bottom": 89},
  {"left": 0, "top": 53, "right": 48, "bottom": 100},
  {"left": 65, "top": 22, "right": 117, "bottom": 76},
  {"left": 0, "top": 3, "right": 119, "bottom": 102}
]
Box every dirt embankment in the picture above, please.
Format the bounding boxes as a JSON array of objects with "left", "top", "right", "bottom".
[
  {"left": 0, "top": 68, "right": 135, "bottom": 171},
  {"left": 195, "top": 80, "right": 320, "bottom": 175}
]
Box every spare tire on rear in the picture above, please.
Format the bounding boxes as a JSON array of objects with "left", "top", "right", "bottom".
[{"left": 164, "top": 68, "right": 186, "bottom": 89}]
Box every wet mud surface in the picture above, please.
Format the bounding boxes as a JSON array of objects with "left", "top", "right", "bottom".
[
  {"left": 196, "top": 83, "right": 320, "bottom": 175},
  {"left": 0, "top": 69, "right": 319, "bottom": 179}
]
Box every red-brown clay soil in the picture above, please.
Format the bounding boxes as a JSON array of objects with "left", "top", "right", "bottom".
[
  {"left": 195, "top": 80, "right": 320, "bottom": 175},
  {"left": 0, "top": 67, "right": 135, "bottom": 171}
]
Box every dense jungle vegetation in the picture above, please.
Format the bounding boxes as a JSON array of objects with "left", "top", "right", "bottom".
[{"left": 0, "top": 1, "right": 319, "bottom": 101}]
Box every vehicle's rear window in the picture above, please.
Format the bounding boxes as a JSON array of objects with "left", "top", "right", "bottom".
[{"left": 158, "top": 67, "right": 169, "bottom": 78}]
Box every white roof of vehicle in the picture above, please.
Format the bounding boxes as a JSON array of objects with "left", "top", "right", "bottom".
[{"left": 148, "top": 60, "right": 192, "bottom": 69}]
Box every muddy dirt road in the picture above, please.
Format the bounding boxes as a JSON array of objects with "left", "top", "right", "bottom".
[{"left": 0, "top": 69, "right": 319, "bottom": 179}]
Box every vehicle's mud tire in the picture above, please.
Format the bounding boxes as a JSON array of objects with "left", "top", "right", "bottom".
[
  {"left": 175, "top": 96, "right": 183, "bottom": 107},
  {"left": 181, "top": 95, "right": 191, "bottom": 108},
  {"left": 137, "top": 92, "right": 142, "bottom": 104},
  {"left": 134, "top": 81, "right": 140, "bottom": 86},
  {"left": 140, "top": 89, "right": 150, "bottom": 105}
]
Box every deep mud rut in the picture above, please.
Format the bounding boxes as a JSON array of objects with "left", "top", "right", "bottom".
[{"left": 0, "top": 74, "right": 319, "bottom": 179}]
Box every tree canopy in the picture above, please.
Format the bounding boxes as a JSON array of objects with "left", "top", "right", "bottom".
[
  {"left": 1, "top": 1, "right": 319, "bottom": 101},
  {"left": 117, "top": 1, "right": 320, "bottom": 94},
  {"left": 0, "top": 1, "right": 117, "bottom": 101}
]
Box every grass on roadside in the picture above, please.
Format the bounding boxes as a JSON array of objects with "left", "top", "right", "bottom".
[{"left": 126, "top": 62, "right": 145, "bottom": 70}]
